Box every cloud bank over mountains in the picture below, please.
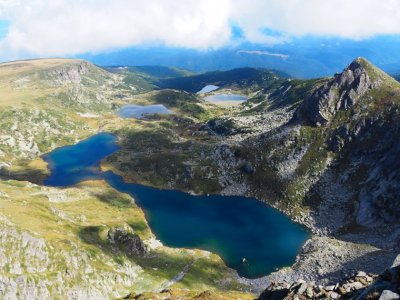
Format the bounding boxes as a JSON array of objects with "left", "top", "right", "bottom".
[{"left": 0, "top": 0, "right": 400, "bottom": 59}]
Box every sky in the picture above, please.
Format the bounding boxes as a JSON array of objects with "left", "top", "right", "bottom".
[{"left": 0, "top": 0, "right": 400, "bottom": 60}]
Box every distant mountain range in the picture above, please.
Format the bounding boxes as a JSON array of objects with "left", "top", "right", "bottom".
[{"left": 79, "top": 36, "right": 400, "bottom": 78}]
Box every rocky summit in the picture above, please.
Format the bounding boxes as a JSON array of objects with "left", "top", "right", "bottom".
[
  {"left": 297, "top": 58, "right": 388, "bottom": 125},
  {"left": 1, "top": 57, "right": 400, "bottom": 299}
]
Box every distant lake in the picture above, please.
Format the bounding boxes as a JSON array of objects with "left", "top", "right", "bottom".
[
  {"left": 117, "top": 104, "right": 172, "bottom": 119},
  {"left": 204, "top": 93, "right": 248, "bottom": 104},
  {"left": 197, "top": 85, "right": 219, "bottom": 94},
  {"left": 43, "top": 133, "right": 309, "bottom": 279}
]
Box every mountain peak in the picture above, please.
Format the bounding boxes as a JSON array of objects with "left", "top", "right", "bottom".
[
  {"left": 352, "top": 56, "right": 369, "bottom": 66},
  {"left": 296, "top": 57, "right": 396, "bottom": 126},
  {"left": 346, "top": 57, "right": 387, "bottom": 79}
]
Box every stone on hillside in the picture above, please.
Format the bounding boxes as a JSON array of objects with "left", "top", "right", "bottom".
[
  {"left": 325, "top": 285, "right": 335, "bottom": 291},
  {"left": 343, "top": 281, "right": 363, "bottom": 292},
  {"left": 356, "top": 271, "right": 367, "bottom": 277},
  {"left": 243, "top": 162, "right": 255, "bottom": 174},
  {"left": 296, "top": 282, "right": 308, "bottom": 295},
  {"left": 379, "top": 290, "right": 400, "bottom": 300},
  {"left": 331, "top": 291, "right": 339, "bottom": 299}
]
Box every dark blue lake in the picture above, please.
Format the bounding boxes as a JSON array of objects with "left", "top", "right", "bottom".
[{"left": 43, "top": 133, "right": 309, "bottom": 278}]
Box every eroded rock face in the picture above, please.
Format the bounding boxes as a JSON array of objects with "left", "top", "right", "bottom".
[
  {"left": 49, "top": 61, "right": 90, "bottom": 85},
  {"left": 298, "top": 58, "right": 381, "bottom": 125},
  {"left": 354, "top": 121, "right": 400, "bottom": 228}
]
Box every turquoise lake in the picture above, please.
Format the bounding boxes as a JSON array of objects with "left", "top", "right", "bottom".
[{"left": 43, "top": 133, "right": 309, "bottom": 278}]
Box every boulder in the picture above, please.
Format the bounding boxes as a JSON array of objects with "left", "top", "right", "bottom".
[{"left": 379, "top": 290, "right": 400, "bottom": 300}]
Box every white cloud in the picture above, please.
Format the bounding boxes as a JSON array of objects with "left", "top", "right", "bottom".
[
  {"left": 231, "top": 0, "right": 400, "bottom": 39},
  {"left": 0, "top": 0, "right": 400, "bottom": 59}
]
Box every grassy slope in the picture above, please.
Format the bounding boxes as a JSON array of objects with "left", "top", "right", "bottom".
[
  {"left": 0, "top": 179, "right": 246, "bottom": 297},
  {"left": 105, "top": 65, "right": 193, "bottom": 94}
]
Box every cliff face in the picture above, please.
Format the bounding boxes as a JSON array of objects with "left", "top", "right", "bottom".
[
  {"left": 48, "top": 60, "right": 91, "bottom": 85},
  {"left": 299, "top": 59, "right": 400, "bottom": 234}
]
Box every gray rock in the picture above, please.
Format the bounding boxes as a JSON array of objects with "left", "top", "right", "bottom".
[
  {"left": 356, "top": 271, "right": 367, "bottom": 277},
  {"left": 325, "top": 285, "right": 335, "bottom": 291},
  {"left": 343, "top": 281, "right": 363, "bottom": 291},
  {"left": 305, "top": 286, "right": 314, "bottom": 298},
  {"left": 331, "top": 291, "right": 339, "bottom": 299},
  {"left": 296, "top": 282, "right": 308, "bottom": 295},
  {"left": 379, "top": 290, "right": 400, "bottom": 300},
  {"left": 243, "top": 162, "right": 255, "bottom": 174}
]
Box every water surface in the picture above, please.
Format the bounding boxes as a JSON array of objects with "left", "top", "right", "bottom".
[
  {"left": 204, "top": 93, "right": 248, "bottom": 104},
  {"left": 117, "top": 104, "right": 172, "bottom": 119},
  {"left": 43, "top": 133, "right": 309, "bottom": 278},
  {"left": 197, "top": 85, "right": 219, "bottom": 94}
]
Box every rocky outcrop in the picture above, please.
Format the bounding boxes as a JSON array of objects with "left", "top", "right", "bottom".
[
  {"left": 107, "top": 226, "right": 148, "bottom": 257},
  {"left": 297, "top": 58, "right": 383, "bottom": 126},
  {"left": 49, "top": 60, "right": 90, "bottom": 85},
  {"left": 197, "top": 118, "right": 240, "bottom": 136}
]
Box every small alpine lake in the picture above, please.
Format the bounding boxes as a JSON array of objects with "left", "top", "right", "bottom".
[
  {"left": 197, "top": 85, "right": 219, "bottom": 94},
  {"left": 117, "top": 104, "right": 173, "bottom": 119},
  {"left": 42, "top": 133, "right": 309, "bottom": 279},
  {"left": 204, "top": 93, "right": 248, "bottom": 105}
]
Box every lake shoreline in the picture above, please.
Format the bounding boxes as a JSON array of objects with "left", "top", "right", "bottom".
[{"left": 42, "top": 132, "right": 310, "bottom": 280}]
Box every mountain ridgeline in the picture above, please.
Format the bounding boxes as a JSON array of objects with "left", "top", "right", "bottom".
[
  {"left": 156, "top": 67, "right": 288, "bottom": 93},
  {"left": 1, "top": 57, "right": 400, "bottom": 299},
  {"left": 106, "top": 65, "right": 288, "bottom": 94}
]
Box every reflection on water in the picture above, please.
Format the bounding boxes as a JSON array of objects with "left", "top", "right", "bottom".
[
  {"left": 204, "top": 94, "right": 248, "bottom": 104},
  {"left": 117, "top": 104, "right": 172, "bottom": 119},
  {"left": 197, "top": 85, "right": 219, "bottom": 94}
]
